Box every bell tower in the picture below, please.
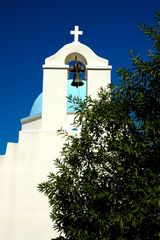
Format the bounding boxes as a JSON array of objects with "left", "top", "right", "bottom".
[
  {"left": 41, "top": 26, "right": 112, "bottom": 132},
  {"left": 0, "top": 26, "right": 112, "bottom": 240}
]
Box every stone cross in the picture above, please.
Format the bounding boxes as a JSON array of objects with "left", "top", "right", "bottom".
[{"left": 70, "top": 26, "right": 83, "bottom": 42}]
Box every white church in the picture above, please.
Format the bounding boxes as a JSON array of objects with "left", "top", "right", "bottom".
[{"left": 0, "top": 26, "right": 112, "bottom": 240}]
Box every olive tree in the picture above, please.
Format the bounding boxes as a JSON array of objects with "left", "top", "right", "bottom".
[{"left": 38, "top": 13, "right": 160, "bottom": 240}]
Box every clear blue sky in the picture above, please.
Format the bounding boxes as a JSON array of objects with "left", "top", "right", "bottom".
[{"left": 0, "top": 0, "right": 159, "bottom": 154}]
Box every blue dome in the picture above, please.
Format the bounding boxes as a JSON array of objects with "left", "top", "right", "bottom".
[{"left": 30, "top": 93, "right": 42, "bottom": 116}]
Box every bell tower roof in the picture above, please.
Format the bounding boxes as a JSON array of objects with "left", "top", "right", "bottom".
[
  {"left": 43, "top": 26, "right": 111, "bottom": 69},
  {"left": 44, "top": 41, "right": 111, "bottom": 69}
]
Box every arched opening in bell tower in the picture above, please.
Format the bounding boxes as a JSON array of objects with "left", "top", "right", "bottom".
[{"left": 65, "top": 53, "right": 87, "bottom": 113}]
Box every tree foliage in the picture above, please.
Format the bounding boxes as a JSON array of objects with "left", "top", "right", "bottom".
[{"left": 38, "top": 13, "right": 160, "bottom": 240}]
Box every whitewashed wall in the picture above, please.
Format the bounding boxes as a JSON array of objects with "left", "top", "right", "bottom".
[{"left": 0, "top": 39, "right": 111, "bottom": 240}]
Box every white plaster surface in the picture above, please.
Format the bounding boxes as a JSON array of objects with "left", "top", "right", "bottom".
[{"left": 0, "top": 35, "right": 111, "bottom": 240}]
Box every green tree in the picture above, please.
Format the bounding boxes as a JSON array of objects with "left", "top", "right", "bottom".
[{"left": 38, "top": 13, "right": 160, "bottom": 240}]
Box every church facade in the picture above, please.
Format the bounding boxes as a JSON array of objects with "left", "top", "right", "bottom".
[{"left": 0, "top": 26, "right": 112, "bottom": 240}]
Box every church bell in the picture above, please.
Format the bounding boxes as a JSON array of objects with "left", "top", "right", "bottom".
[
  {"left": 71, "top": 72, "right": 84, "bottom": 87},
  {"left": 69, "top": 55, "right": 85, "bottom": 88}
]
